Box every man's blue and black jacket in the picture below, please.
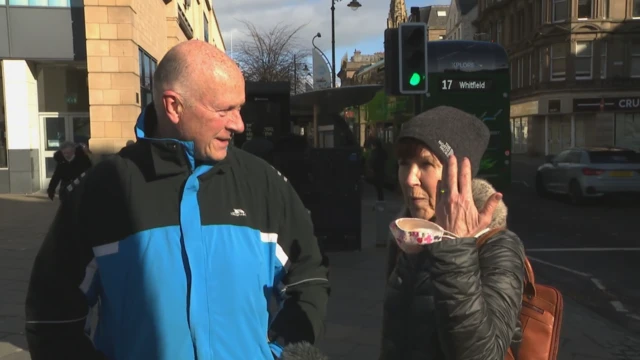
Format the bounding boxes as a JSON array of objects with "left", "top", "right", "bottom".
[{"left": 25, "top": 105, "right": 330, "bottom": 360}]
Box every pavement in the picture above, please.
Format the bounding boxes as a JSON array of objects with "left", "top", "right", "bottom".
[{"left": 1, "top": 162, "right": 640, "bottom": 359}]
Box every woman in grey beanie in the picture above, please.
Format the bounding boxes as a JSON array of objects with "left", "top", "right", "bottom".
[{"left": 380, "top": 106, "right": 526, "bottom": 359}]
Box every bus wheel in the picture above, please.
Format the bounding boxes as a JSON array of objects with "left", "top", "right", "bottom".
[
  {"left": 568, "top": 180, "right": 584, "bottom": 206},
  {"left": 535, "top": 173, "right": 548, "bottom": 197}
]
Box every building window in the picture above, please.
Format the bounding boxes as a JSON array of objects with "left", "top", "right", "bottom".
[
  {"left": 518, "top": 11, "right": 525, "bottom": 40},
  {"left": 575, "top": 41, "right": 593, "bottom": 79},
  {"left": 550, "top": 44, "right": 566, "bottom": 80},
  {"left": 528, "top": 53, "right": 533, "bottom": 86},
  {"left": 600, "top": 41, "right": 607, "bottom": 79},
  {"left": 139, "top": 49, "right": 157, "bottom": 109},
  {"left": 634, "top": 0, "right": 640, "bottom": 18},
  {"left": 519, "top": 57, "right": 524, "bottom": 87},
  {"left": 539, "top": 48, "right": 544, "bottom": 81},
  {"left": 552, "top": 0, "right": 567, "bottom": 22},
  {"left": 203, "top": 13, "right": 209, "bottom": 43},
  {"left": 496, "top": 20, "right": 502, "bottom": 44},
  {"left": 541, "top": 0, "right": 546, "bottom": 23},
  {"left": 510, "top": 61, "right": 514, "bottom": 89},
  {"left": 631, "top": 44, "right": 640, "bottom": 77},
  {"left": 577, "top": 0, "right": 593, "bottom": 19},
  {"left": 7, "top": 0, "right": 74, "bottom": 6}
]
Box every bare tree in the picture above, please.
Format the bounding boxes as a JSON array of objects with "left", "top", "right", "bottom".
[{"left": 235, "top": 20, "right": 311, "bottom": 94}]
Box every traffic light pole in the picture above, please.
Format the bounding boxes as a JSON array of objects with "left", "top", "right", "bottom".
[{"left": 411, "top": 7, "right": 422, "bottom": 115}]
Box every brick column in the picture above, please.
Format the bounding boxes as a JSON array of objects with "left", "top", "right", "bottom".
[{"left": 84, "top": 0, "right": 141, "bottom": 155}]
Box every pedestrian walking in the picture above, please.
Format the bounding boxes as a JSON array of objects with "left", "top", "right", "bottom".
[
  {"left": 46, "top": 141, "right": 92, "bottom": 202},
  {"left": 26, "top": 40, "right": 330, "bottom": 360},
  {"left": 380, "top": 106, "right": 526, "bottom": 359}
]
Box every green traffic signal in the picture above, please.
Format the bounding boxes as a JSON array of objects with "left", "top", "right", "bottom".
[{"left": 409, "top": 72, "right": 421, "bottom": 86}]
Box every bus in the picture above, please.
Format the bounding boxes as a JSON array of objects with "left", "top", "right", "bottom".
[{"left": 359, "top": 40, "right": 511, "bottom": 192}]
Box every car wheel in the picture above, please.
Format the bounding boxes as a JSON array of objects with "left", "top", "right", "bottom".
[
  {"left": 536, "top": 173, "right": 548, "bottom": 197},
  {"left": 569, "top": 180, "right": 584, "bottom": 205}
]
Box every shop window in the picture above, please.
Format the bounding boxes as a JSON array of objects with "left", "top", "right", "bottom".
[
  {"left": 552, "top": 0, "right": 567, "bottom": 22},
  {"left": 574, "top": 114, "right": 596, "bottom": 147},
  {"left": 203, "top": 13, "right": 210, "bottom": 43},
  {"left": 575, "top": 41, "right": 593, "bottom": 80},
  {"left": 550, "top": 43, "right": 566, "bottom": 80},
  {"left": 615, "top": 113, "right": 640, "bottom": 151},
  {"left": 139, "top": 49, "right": 157, "bottom": 109},
  {"left": 511, "top": 117, "right": 529, "bottom": 154},
  {"left": 577, "top": 0, "right": 592, "bottom": 19}
]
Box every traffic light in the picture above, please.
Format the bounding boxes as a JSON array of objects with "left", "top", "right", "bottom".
[{"left": 398, "top": 23, "right": 427, "bottom": 94}]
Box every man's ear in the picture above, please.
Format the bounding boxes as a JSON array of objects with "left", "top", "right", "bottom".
[{"left": 161, "top": 91, "right": 183, "bottom": 125}]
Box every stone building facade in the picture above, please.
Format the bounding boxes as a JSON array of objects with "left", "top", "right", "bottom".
[{"left": 475, "top": 0, "right": 640, "bottom": 155}]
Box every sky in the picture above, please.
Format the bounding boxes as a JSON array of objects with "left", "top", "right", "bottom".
[{"left": 215, "top": 0, "right": 448, "bottom": 68}]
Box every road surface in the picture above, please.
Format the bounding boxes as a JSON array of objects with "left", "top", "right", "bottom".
[{"left": 510, "top": 155, "right": 640, "bottom": 334}]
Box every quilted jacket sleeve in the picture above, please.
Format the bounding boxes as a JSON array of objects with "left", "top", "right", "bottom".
[{"left": 423, "top": 230, "right": 525, "bottom": 360}]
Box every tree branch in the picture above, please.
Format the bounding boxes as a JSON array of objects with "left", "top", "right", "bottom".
[{"left": 233, "top": 20, "right": 312, "bottom": 93}]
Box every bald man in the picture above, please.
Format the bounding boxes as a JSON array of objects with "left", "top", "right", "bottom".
[{"left": 25, "top": 41, "right": 330, "bottom": 360}]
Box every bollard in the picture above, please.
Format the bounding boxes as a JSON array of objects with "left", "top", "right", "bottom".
[{"left": 375, "top": 200, "right": 388, "bottom": 247}]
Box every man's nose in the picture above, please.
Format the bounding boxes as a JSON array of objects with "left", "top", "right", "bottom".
[{"left": 227, "top": 111, "right": 245, "bottom": 134}]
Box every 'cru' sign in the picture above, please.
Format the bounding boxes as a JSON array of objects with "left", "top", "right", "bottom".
[{"left": 573, "top": 97, "right": 640, "bottom": 112}]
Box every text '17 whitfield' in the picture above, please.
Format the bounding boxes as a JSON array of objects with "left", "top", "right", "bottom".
[{"left": 439, "top": 79, "right": 494, "bottom": 92}]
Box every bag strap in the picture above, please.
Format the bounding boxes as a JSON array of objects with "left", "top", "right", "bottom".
[{"left": 476, "top": 228, "right": 536, "bottom": 298}]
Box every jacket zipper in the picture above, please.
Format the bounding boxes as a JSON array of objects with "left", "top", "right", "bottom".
[{"left": 279, "top": 278, "right": 329, "bottom": 296}]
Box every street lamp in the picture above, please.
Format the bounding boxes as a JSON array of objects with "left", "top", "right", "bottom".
[{"left": 331, "top": 0, "right": 362, "bottom": 88}]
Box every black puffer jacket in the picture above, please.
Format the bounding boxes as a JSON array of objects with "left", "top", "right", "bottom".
[
  {"left": 380, "top": 179, "right": 526, "bottom": 360},
  {"left": 47, "top": 146, "right": 93, "bottom": 196}
]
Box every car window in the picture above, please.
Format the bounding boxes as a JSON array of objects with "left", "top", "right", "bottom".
[
  {"left": 587, "top": 151, "right": 640, "bottom": 164},
  {"left": 566, "top": 151, "right": 582, "bottom": 164},
  {"left": 554, "top": 150, "right": 571, "bottom": 163}
]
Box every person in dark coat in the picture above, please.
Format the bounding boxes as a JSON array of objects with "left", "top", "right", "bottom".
[
  {"left": 380, "top": 106, "right": 525, "bottom": 359},
  {"left": 47, "top": 141, "right": 92, "bottom": 201}
]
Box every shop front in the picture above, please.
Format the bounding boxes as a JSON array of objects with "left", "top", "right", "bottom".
[{"left": 573, "top": 96, "right": 640, "bottom": 151}]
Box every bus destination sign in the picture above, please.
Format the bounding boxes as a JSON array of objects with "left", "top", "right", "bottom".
[{"left": 439, "top": 79, "right": 494, "bottom": 92}]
